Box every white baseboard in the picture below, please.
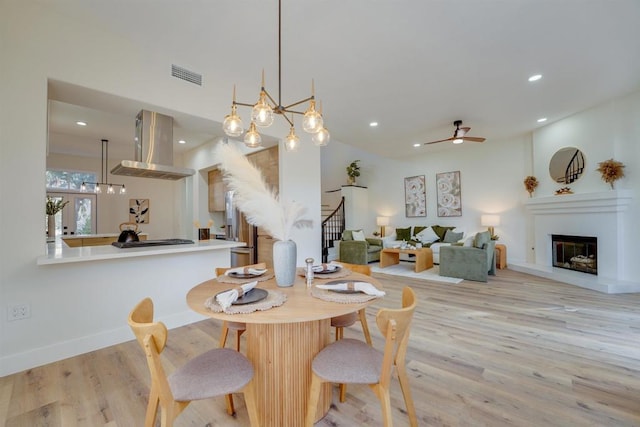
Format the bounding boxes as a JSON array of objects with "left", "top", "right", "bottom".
[{"left": 0, "top": 310, "right": 205, "bottom": 377}]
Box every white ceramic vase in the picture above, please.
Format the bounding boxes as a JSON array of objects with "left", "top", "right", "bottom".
[{"left": 273, "top": 239, "right": 297, "bottom": 287}]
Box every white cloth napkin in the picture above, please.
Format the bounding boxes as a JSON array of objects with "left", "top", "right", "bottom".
[
  {"left": 312, "top": 262, "right": 340, "bottom": 273},
  {"left": 225, "top": 266, "right": 267, "bottom": 276},
  {"left": 315, "top": 281, "right": 385, "bottom": 297},
  {"left": 215, "top": 281, "right": 258, "bottom": 310}
]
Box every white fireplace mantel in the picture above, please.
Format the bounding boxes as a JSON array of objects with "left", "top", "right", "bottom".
[
  {"left": 512, "top": 189, "right": 637, "bottom": 294},
  {"left": 524, "top": 190, "right": 633, "bottom": 214}
]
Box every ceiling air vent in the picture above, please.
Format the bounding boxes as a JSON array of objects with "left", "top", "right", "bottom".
[{"left": 171, "top": 64, "right": 202, "bottom": 86}]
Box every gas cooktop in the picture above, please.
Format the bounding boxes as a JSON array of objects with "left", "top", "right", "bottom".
[{"left": 111, "top": 239, "right": 194, "bottom": 248}]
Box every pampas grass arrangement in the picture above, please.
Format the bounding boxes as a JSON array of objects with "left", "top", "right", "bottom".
[
  {"left": 213, "top": 142, "right": 312, "bottom": 241},
  {"left": 596, "top": 159, "right": 625, "bottom": 189}
]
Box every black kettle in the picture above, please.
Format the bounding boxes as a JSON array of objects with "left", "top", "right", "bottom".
[{"left": 118, "top": 222, "right": 140, "bottom": 243}]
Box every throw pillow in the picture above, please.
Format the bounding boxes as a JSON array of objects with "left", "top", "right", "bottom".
[
  {"left": 395, "top": 227, "right": 411, "bottom": 241},
  {"left": 474, "top": 231, "right": 491, "bottom": 249},
  {"left": 415, "top": 226, "right": 439, "bottom": 244},
  {"left": 413, "top": 226, "right": 427, "bottom": 236},
  {"left": 432, "top": 225, "right": 455, "bottom": 241},
  {"left": 342, "top": 230, "right": 357, "bottom": 241},
  {"left": 352, "top": 230, "right": 366, "bottom": 241},
  {"left": 443, "top": 229, "right": 464, "bottom": 243}
]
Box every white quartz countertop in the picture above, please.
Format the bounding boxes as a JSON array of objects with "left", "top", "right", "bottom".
[{"left": 38, "top": 239, "right": 246, "bottom": 265}]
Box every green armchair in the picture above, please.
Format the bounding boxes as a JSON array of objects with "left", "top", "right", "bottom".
[
  {"left": 339, "top": 230, "right": 383, "bottom": 265},
  {"left": 439, "top": 231, "right": 496, "bottom": 282}
]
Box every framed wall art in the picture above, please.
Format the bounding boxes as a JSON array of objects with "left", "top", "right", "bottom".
[
  {"left": 436, "top": 171, "right": 462, "bottom": 217},
  {"left": 129, "top": 198, "right": 150, "bottom": 223},
  {"left": 404, "top": 175, "right": 426, "bottom": 217}
]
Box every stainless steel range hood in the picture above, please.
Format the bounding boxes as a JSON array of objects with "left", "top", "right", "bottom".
[{"left": 111, "top": 110, "right": 195, "bottom": 180}]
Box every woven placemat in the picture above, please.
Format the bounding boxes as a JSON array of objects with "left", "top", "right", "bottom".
[
  {"left": 296, "top": 267, "right": 351, "bottom": 280},
  {"left": 205, "top": 289, "right": 287, "bottom": 314},
  {"left": 311, "top": 286, "right": 381, "bottom": 303},
  {"left": 216, "top": 270, "right": 275, "bottom": 284}
]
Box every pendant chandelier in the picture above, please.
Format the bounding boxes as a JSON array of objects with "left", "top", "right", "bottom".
[
  {"left": 81, "top": 139, "right": 126, "bottom": 195},
  {"left": 222, "top": 0, "right": 330, "bottom": 151}
]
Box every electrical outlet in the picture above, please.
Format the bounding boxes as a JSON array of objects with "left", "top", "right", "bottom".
[{"left": 8, "top": 304, "right": 31, "bottom": 321}]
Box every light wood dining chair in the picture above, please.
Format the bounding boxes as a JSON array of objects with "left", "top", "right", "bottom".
[
  {"left": 215, "top": 267, "right": 247, "bottom": 352},
  {"left": 330, "top": 262, "right": 374, "bottom": 401},
  {"left": 128, "top": 298, "right": 259, "bottom": 427},
  {"left": 330, "top": 262, "right": 373, "bottom": 345},
  {"left": 305, "top": 287, "right": 418, "bottom": 427}
]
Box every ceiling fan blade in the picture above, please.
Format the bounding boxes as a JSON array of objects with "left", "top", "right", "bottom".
[
  {"left": 423, "top": 137, "right": 454, "bottom": 145},
  {"left": 463, "top": 136, "right": 486, "bottom": 143}
]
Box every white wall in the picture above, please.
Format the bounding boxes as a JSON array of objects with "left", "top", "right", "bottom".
[
  {"left": 322, "top": 135, "right": 533, "bottom": 264},
  {"left": 530, "top": 90, "right": 640, "bottom": 281},
  {"left": 0, "top": 1, "right": 324, "bottom": 376}
]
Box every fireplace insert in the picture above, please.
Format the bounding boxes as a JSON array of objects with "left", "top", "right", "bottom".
[{"left": 551, "top": 234, "right": 597, "bottom": 275}]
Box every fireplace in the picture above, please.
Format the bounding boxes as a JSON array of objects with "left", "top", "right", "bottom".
[{"left": 552, "top": 235, "right": 597, "bottom": 275}]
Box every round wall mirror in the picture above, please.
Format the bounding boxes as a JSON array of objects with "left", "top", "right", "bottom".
[{"left": 549, "top": 147, "right": 586, "bottom": 184}]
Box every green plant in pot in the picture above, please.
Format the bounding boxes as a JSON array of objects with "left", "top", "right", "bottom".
[
  {"left": 46, "top": 196, "right": 69, "bottom": 240},
  {"left": 346, "top": 160, "right": 361, "bottom": 185}
]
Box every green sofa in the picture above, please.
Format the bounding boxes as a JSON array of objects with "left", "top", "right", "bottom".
[
  {"left": 338, "top": 230, "right": 383, "bottom": 265},
  {"left": 439, "top": 231, "right": 496, "bottom": 282}
]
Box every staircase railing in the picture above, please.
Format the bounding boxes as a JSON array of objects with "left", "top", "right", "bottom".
[
  {"left": 564, "top": 149, "right": 585, "bottom": 183},
  {"left": 321, "top": 197, "right": 345, "bottom": 263}
]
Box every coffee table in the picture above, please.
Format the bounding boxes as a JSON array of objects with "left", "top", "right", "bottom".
[{"left": 380, "top": 247, "right": 434, "bottom": 272}]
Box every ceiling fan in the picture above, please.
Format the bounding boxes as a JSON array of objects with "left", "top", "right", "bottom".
[{"left": 423, "top": 120, "right": 486, "bottom": 145}]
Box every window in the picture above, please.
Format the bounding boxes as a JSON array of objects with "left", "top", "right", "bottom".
[{"left": 46, "top": 169, "right": 96, "bottom": 191}]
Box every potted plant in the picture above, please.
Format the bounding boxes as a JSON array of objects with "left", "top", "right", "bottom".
[
  {"left": 45, "top": 196, "right": 69, "bottom": 240},
  {"left": 346, "top": 160, "right": 361, "bottom": 185}
]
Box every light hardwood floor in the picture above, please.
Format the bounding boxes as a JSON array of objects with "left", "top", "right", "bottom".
[{"left": 2, "top": 269, "right": 640, "bottom": 426}]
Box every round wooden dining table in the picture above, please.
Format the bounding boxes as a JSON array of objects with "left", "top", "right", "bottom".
[{"left": 186, "top": 271, "right": 382, "bottom": 427}]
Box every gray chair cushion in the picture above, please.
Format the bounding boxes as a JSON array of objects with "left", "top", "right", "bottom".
[
  {"left": 312, "top": 338, "right": 383, "bottom": 384},
  {"left": 168, "top": 348, "right": 254, "bottom": 401}
]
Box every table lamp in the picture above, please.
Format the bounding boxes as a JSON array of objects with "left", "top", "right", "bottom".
[
  {"left": 376, "top": 216, "right": 390, "bottom": 237},
  {"left": 481, "top": 214, "right": 500, "bottom": 239}
]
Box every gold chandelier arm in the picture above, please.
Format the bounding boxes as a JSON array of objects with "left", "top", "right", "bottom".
[
  {"left": 281, "top": 113, "right": 294, "bottom": 126},
  {"left": 282, "top": 96, "right": 314, "bottom": 110}
]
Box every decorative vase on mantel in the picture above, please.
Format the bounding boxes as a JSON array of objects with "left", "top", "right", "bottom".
[
  {"left": 273, "top": 239, "right": 297, "bottom": 287},
  {"left": 347, "top": 176, "right": 356, "bottom": 185}
]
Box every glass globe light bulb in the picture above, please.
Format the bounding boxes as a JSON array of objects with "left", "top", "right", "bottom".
[
  {"left": 312, "top": 126, "right": 330, "bottom": 146},
  {"left": 80, "top": 182, "right": 86, "bottom": 192},
  {"left": 302, "top": 100, "right": 323, "bottom": 133},
  {"left": 223, "top": 105, "right": 244, "bottom": 137},
  {"left": 244, "top": 122, "right": 262, "bottom": 148},
  {"left": 284, "top": 126, "right": 300, "bottom": 152},
  {"left": 107, "top": 185, "right": 115, "bottom": 194},
  {"left": 95, "top": 185, "right": 102, "bottom": 194},
  {"left": 120, "top": 186, "right": 126, "bottom": 195},
  {"left": 251, "top": 91, "right": 274, "bottom": 127}
]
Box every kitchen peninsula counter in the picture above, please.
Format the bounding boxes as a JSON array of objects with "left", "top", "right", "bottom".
[{"left": 38, "top": 238, "right": 245, "bottom": 265}]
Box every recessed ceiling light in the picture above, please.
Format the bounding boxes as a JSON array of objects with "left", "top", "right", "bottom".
[
  {"left": 369, "top": 122, "right": 378, "bottom": 127},
  {"left": 537, "top": 117, "right": 547, "bottom": 123},
  {"left": 76, "top": 121, "right": 87, "bottom": 126},
  {"left": 413, "top": 143, "right": 420, "bottom": 147},
  {"left": 528, "top": 74, "right": 542, "bottom": 82},
  {"left": 178, "top": 139, "right": 186, "bottom": 144}
]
